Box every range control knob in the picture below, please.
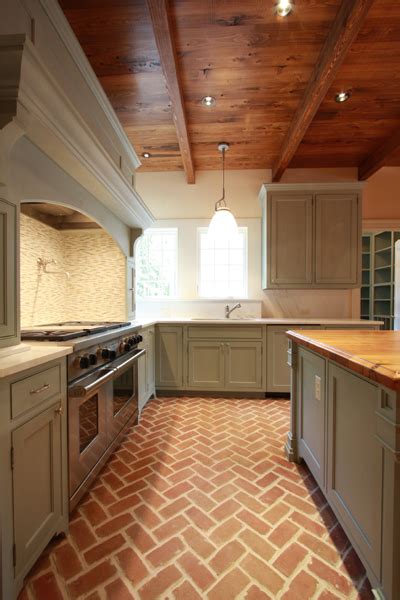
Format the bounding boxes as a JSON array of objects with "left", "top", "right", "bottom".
[
  {"left": 109, "top": 350, "right": 117, "bottom": 360},
  {"left": 79, "top": 356, "right": 90, "bottom": 369},
  {"left": 124, "top": 342, "right": 132, "bottom": 352},
  {"left": 101, "top": 348, "right": 110, "bottom": 359},
  {"left": 137, "top": 334, "right": 143, "bottom": 343},
  {"left": 89, "top": 354, "right": 97, "bottom": 365}
]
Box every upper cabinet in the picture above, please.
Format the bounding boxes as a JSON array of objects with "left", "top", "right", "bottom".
[
  {"left": 0, "top": 198, "right": 18, "bottom": 347},
  {"left": 260, "top": 183, "right": 362, "bottom": 289}
]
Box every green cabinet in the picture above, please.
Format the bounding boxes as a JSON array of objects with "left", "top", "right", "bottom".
[
  {"left": 225, "top": 341, "right": 263, "bottom": 390},
  {"left": 12, "top": 401, "right": 64, "bottom": 578},
  {"left": 0, "top": 358, "right": 68, "bottom": 599},
  {"left": 155, "top": 326, "right": 183, "bottom": 389},
  {"left": 260, "top": 184, "right": 362, "bottom": 289},
  {"left": 188, "top": 341, "right": 225, "bottom": 388},
  {"left": 138, "top": 326, "right": 155, "bottom": 414},
  {"left": 0, "top": 198, "right": 18, "bottom": 347}
]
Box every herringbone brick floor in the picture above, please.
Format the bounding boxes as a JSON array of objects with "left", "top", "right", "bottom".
[{"left": 20, "top": 397, "right": 373, "bottom": 600}]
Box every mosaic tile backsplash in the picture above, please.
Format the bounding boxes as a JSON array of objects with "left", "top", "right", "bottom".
[{"left": 20, "top": 214, "right": 127, "bottom": 326}]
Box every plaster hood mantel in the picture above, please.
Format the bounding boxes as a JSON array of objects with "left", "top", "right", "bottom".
[{"left": 0, "top": 3, "right": 154, "bottom": 231}]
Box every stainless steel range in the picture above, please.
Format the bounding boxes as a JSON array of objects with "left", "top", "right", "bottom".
[{"left": 21, "top": 321, "right": 145, "bottom": 510}]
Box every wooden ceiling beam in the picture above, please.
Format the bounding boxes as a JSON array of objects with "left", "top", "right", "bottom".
[
  {"left": 272, "top": 0, "right": 374, "bottom": 182},
  {"left": 358, "top": 130, "right": 400, "bottom": 180},
  {"left": 146, "top": 0, "right": 195, "bottom": 183}
]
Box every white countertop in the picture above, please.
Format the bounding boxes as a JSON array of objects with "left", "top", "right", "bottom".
[
  {"left": 138, "top": 318, "right": 383, "bottom": 327},
  {"left": 4, "top": 318, "right": 382, "bottom": 378},
  {"left": 0, "top": 344, "right": 73, "bottom": 379}
]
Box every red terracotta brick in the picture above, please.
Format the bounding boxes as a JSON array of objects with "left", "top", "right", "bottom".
[
  {"left": 68, "top": 560, "right": 116, "bottom": 599},
  {"left": 116, "top": 479, "right": 148, "bottom": 498},
  {"left": 117, "top": 547, "right": 148, "bottom": 584},
  {"left": 185, "top": 506, "right": 215, "bottom": 530},
  {"left": 207, "top": 567, "right": 250, "bottom": 600},
  {"left": 108, "top": 494, "right": 141, "bottom": 516},
  {"left": 153, "top": 514, "right": 190, "bottom": 541},
  {"left": 126, "top": 522, "right": 156, "bottom": 553},
  {"left": 327, "top": 522, "right": 351, "bottom": 555},
  {"left": 178, "top": 551, "right": 215, "bottom": 591},
  {"left": 105, "top": 578, "right": 133, "bottom": 600},
  {"left": 210, "top": 517, "right": 243, "bottom": 544},
  {"left": 290, "top": 511, "right": 326, "bottom": 537},
  {"left": 245, "top": 584, "right": 273, "bottom": 599},
  {"left": 172, "top": 580, "right": 203, "bottom": 600},
  {"left": 164, "top": 480, "right": 194, "bottom": 499},
  {"left": 80, "top": 501, "right": 108, "bottom": 527},
  {"left": 53, "top": 541, "right": 83, "bottom": 580},
  {"left": 32, "top": 572, "right": 64, "bottom": 600},
  {"left": 181, "top": 526, "right": 216, "bottom": 559},
  {"left": 211, "top": 483, "right": 238, "bottom": 502},
  {"left": 235, "top": 491, "right": 265, "bottom": 514},
  {"left": 239, "top": 529, "right": 275, "bottom": 561},
  {"left": 298, "top": 531, "right": 339, "bottom": 565},
  {"left": 84, "top": 534, "right": 125, "bottom": 564},
  {"left": 309, "top": 556, "right": 354, "bottom": 596},
  {"left": 69, "top": 519, "right": 97, "bottom": 551},
  {"left": 133, "top": 503, "right": 162, "bottom": 529},
  {"left": 258, "top": 484, "right": 284, "bottom": 505},
  {"left": 159, "top": 496, "right": 191, "bottom": 519},
  {"left": 147, "top": 537, "right": 184, "bottom": 567},
  {"left": 209, "top": 540, "right": 246, "bottom": 575},
  {"left": 138, "top": 565, "right": 182, "bottom": 600},
  {"left": 273, "top": 542, "right": 308, "bottom": 576},
  {"left": 281, "top": 570, "right": 319, "bottom": 599},
  {"left": 91, "top": 485, "right": 118, "bottom": 506},
  {"left": 95, "top": 513, "right": 133, "bottom": 538},
  {"left": 241, "top": 554, "right": 285, "bottom": 595},
  {"left": 237, "top": 509, "right": 271, "bottom": 534}
]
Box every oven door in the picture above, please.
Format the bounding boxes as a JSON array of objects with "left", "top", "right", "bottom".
[
  {"left": 108, "top": 349, "right": 145, "bottom": 442},
  {"left": 68, "top": 368, "right": 114, "bottom": 496}
]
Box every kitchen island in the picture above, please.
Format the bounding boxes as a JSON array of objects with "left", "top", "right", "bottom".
[{"left": 285, "top": 329, "right": 400, "bottom": 600}]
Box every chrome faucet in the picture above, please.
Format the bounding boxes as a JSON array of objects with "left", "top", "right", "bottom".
[{"left": 225, "top": 303, "right": 241, "bottom": 319}]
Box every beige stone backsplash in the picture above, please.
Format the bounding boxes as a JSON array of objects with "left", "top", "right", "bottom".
[{"left": 20, "top": 214, "right": 127, "bottom": 326}]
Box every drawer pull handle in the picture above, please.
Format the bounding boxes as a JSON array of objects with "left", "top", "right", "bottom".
[
  {"left": 30, "top": 383, "right": 50, "bottom": 395},
  {"left": 55, "top": 405, "right": 63, "bottom": 416}
]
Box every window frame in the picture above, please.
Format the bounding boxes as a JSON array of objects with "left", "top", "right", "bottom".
[
  {"left": 135, "top": 227, "right": 178, "bottom": 300},
  {"left": 196, "top": 226, "right": 248, "bottom": 300}
]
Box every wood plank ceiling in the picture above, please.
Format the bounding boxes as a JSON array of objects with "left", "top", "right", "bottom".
[{"left": 60, "top": 0, "right": 400, "bottom": 182}]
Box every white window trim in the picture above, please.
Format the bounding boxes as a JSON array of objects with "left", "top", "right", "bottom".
[
  {"left": 136, "top": 227, "right": 178, "bottom": 300},
  {"left": 196, "top": 227, "right": 248, "bottom": 300}
]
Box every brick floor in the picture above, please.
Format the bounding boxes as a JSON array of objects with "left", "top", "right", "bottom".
[{"left": 20, "top": 397, "right": 373, "bottom": 599}]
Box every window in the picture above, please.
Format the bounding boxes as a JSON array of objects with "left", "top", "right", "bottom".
[
  {"left": 197, "top": 228, "right": 248, "bottom": 298},
  {"left": 136, "top": 228, "right": 177, "bottom": 299}
]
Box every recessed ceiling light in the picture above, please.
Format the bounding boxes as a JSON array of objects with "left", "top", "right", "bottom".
[
  {"left": 142, "top": 152, "right": 151, "bottom": 158},
  {"left": 276, "top": 0, "right": 293, "bottom": 17},
  {"left": 335, "top": 91, "right": 351, "bottom": 103},
  {"left": 201, "top": 96, "right": 216, "bottom": 107}
]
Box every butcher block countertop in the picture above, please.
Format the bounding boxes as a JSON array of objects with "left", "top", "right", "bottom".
[{"left": 287, "top": 329, "right": 400, "bottom": 391}]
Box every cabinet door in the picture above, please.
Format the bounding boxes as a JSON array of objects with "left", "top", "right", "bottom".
[
  {"left": 297, "top": 348, "right": 326, "bottom": 489},
  {"left": 269, "top": 193, "right": 313, "bottom": 286},
  {"left": 12, "top": 402, "right": 63, "bottom": 577},
  {"left": 315, "top": 194, "right": 359, "bottom": 286},
  {"left": 327, "top": 364, "right": 382, "bottom": 575},
  {"left": 0, "top": 198, "right": 18, "bottom": 346},
  {"left": 126, "top": 257, "right": 135, "bottom": 320},
  {"left": 138, "top": 352, "right": 147, "bottom": 414},
  {"left": 188, "top": 341, "right": 225, "bottom": 388},
  {"left": 225, "top": 341, "right": 263, "bottom": 390},
  {"left": 267, "top": 326, "right": 291, "bottom": 393},
  {"left": 155, "top": 326, "right": 183, "bottom": 388}
]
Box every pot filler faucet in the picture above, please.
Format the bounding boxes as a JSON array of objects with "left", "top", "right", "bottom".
[{"left": 225, "top": 303, "right": 241, "bottom": 319}]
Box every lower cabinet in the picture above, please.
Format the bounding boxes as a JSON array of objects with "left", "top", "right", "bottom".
[
  {"left": 187, "top": 340, "right": 263, "bottom": 390},
  {"left": 155, "top": 326, "right": 183, "bottom": 389},
  {"left": 327, "top": 364, "right": 382, "bottom": 576},
  {"left": 297, "top": 347, "right": 326, "bottom": 489},
  {"left": 12, "top": 402, "right": 63, "bottom": 578},
  {"left": 0, "top": 358, "right": 68, "bottom": 599}
]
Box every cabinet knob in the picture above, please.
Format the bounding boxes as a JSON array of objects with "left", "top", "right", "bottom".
[{"left": 55, "top": 405, "right": 63, "bottom": 416}]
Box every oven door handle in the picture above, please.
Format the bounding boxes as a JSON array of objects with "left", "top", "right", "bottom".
[
  {"left": 114, "top": 348, "right": 146, "bottom": 373},
  {"left": 69, "top": 368, "right": 117, "bottom": 398}
]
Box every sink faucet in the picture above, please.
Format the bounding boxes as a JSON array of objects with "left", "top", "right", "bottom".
[{"left": 225, "top": 303, "right": 241, "bottom": 319}]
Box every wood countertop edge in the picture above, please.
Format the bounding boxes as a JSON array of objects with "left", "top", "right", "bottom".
[{"left": 286, "top": 330, "right": 400, "bottom": 391}]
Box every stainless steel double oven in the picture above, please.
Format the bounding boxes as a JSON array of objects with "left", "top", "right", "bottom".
[{"left": 68, "top": 347, "right": 144, "bottom": 509}]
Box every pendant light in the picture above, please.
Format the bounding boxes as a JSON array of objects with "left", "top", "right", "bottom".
[{"left": 208, "top": 143, "right": 238, "bottom": 240}]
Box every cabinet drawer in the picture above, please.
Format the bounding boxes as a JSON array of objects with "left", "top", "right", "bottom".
[
  {"left": 11, "top": 365, "right": 62, "bottom": 419},
  {"left": 187, "top": 326, "right": 263, "bottom": 340}
]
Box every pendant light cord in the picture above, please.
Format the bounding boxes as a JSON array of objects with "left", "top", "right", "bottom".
[{"left": 215, "top": 146, "right": 227, "bottom": 210}]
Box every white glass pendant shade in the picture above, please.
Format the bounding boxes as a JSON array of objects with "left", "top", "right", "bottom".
[{"left": 208, "top": 206, "right": 238, "bottom": 241}]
